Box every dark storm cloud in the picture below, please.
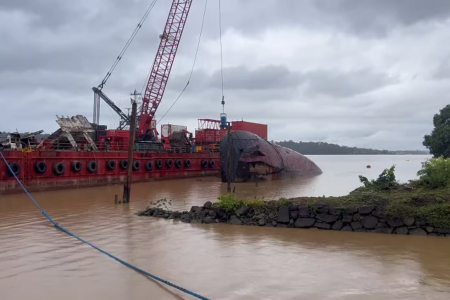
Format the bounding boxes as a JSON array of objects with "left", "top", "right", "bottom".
[
  {"left": 316, "top": 0, "right": 450, "bottom": 36},
  {"left": 1, "top": 0, "right": 450, "bottom": 150},
  {"left": 222, "top": 0, "right": 450, "bottom": 37}
]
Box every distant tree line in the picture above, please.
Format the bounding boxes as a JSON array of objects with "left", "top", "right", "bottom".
[
  {"left": 276, "top": 140, "right": 429, "bottom": 155},
  {"left": 423, "top": 104, "right": 450, "bottom": 158}
]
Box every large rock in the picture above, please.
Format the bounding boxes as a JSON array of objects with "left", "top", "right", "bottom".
[
  {"left": 358, "top": 206, "right": 375, "bottom": 215},
  {"left": 341, "top": 226, "right": 353, "bottom": 231},
  {"left": 328, "top": 207, "right": 340, "bottom": 215},
  {"left": 332, "top": 221, "right": 343, "bottom": 230},
  {"left": 352, "top": 214, "right": 361, "bottom": 222},
  {"left": 197, "top": 210, "right": 208, "bottom": 219},
  {"left": 317, "top": 206, "right": 329, "bottom": 214},
  {"left": 372, "top": 210, "right": 383, "bottom": 218},
  {"left": 229, "top": 215, "right": 242, "bottom": 225},
  {"left": 373, "top": 228, "right": 387, "bottom": 234},
  {"left": 409, "top": 228, "right": 427, "bottom": 236},
  {"left": 277, "top": 206, "right": 290, "bottom": 224},
  {"left": 290, "top": 211, "right": 299, "bottom": 219},
  {"left": 434, "top": 228, "right": 450, "bottom": 234},
  {"left": 298, "top": 207, "right": 311, "bottom": 218},
  {"left": 342, "top": 215, "right": 353, "bottom": 223},
  {"left": 344, "top": 207, "right": 358, "bottom": 215},
  {"left": 387, "top": 218, "right": 404, "bottom": 228},
  {"left": 190, "top": 206, "right": 200, "bottom": 213},
  {"left": 203, "top": 201, "right": 212, "bottom": 209},
  {"left": 403, "top": 217, "right": 415, "bottom": 227},
  {"left": 395, "top": 227, "right": 409, "bottom": 235},
  {"left": 203, "top": 216, "right": 215, "bottom": 224},
  {"left": 314, "top": 222, "right": 331, "bottom": 229},
  {"left": 235, "top": 205, "right": 250, "bottom": 217},
  {"left": 258, "top": 218, "right": 266, "bottom": 226},
  {"left": 213, "top": 207, "right": 226, "bottom": 219},
  {"left": 361, "top": 216, "right": 378, "bottom": 229},
  {"left": 208, "top": 210, "right": 217, "bottom": 218},
  {"left": 295, "top": 218, "right": 315, "bottom": 228},
  {"left": 316, "top": 214, "right": 338, "bottom": 223},
  {"left": 351, "top": 222, "right": 362, "bottom": 230}
]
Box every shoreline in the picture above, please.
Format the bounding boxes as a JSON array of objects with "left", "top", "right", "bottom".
[{"left": 137, "top": 196, "right": 450, "bottom": 238}]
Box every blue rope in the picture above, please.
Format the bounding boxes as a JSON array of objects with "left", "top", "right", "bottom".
[{"left": 0, "top": 151, "right": 211, "bottom": 300}]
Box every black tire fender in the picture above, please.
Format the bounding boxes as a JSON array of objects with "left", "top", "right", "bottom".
[
  {"left": 8, "top": 162, "right": 21, "bottom": 176},
  {"left": 72, "top": 161, "right": 82, "bottom": 172},
  {"left": 87, "top": 161, "right": 97, "bottom": 173},
  {"left": 53, "top": 162, "right": 65, "bottom": 176},
  {"left": 35, "top": 161, "right": 47, "bottom": 174},
  {"left": 132, "top": 160, "right": 141, "bottom": 171}
]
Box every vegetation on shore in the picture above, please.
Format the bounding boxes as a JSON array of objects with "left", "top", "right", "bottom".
[
  {"left": 215, "top": 157, "right": 450, "bottom": 228},
  {"left": 277, "top": 140, "right": 428, "bottom": 155},
  {"left": 423, "top": 104, "right": 450, "bottom": 158}
]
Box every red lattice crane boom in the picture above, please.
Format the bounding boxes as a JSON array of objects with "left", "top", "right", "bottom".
[{"left": 137, "top": 0, "right": 193, "bottom": 140}]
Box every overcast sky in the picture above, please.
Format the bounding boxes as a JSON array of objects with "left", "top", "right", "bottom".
[{"left": 1, "top": 0, "right": 450, "bottom": 150}]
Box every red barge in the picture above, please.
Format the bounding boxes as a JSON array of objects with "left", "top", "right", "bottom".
[
  {"left": 0, "top": 0, "right": 269, "bottom": 195},
  {"left": 0, "top": 117, "right": 267, "bottom": 195}
]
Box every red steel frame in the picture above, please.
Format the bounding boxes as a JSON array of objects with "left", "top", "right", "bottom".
[{"left": 138, "top": 0, "right": 193, "bottom": 137}]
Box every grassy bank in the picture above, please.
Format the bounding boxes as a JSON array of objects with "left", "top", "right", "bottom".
[{"left": 215, "top": 159, "right": 450, "bottom": 228}]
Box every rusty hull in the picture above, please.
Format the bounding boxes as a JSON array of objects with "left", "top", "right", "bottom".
[{"left": 219, "top": 130, "right": 322, "bottom": 182}]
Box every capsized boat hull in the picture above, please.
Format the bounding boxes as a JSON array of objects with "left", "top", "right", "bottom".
[{"left": 219, "top": 130, "right": 322, "bottom": 182}]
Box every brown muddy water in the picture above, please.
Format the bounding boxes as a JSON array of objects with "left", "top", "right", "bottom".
[{"left": 1, "top": 155, "right": 450, "bottom": 300}]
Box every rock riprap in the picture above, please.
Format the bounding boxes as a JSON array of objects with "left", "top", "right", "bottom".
[{"left": 137, "top": 202, "right": 450, "bottom": 237}]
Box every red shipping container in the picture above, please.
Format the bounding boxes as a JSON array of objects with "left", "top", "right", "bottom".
[{"left": 231, "top": 121, "right": 268, "bottom": 139}]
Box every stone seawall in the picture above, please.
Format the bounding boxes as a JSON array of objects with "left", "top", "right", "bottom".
[{"left": 137, "top": 201, "right": 450, "bottom": 237}]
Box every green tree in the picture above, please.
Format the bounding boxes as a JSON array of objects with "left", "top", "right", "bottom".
[{"left": 423, "top": 104, "right": 450, "bottom": 158}]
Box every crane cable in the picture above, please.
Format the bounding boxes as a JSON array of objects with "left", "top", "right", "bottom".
[
  {"left": 98, "top": 0, "right": 159, "bottom": 90},
  {"left": 156, "top": 0, "right": 209, "bottom": 126},
  {"left": 218, "top": 0, "right": 225, "bottom": 112}
]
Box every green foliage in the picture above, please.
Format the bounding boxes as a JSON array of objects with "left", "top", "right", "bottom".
[
  {"left": 417, "top": 204, "right": 450, "bottom": 228},
  {"left": 417, "top": 157, "right": 450, "bottom": 188},
  {"left": 216, "top": 194, "right": 265, "bottom": 212},
  {"left": 245, "top": 198, "right": 265, "bottom": 208},
  {"left": 216, "top": 194, "right": 244, "bottom": 212},
  {"left": 278, "top": 197, "right": 291, "bottom": 207},
  {"left": 423, "top": 104, "right": 450, "bottom": 158},
  {"left": 149, "top": 198, "right": 172, "bottom": 211},
  {"left": 357, "top": 165, "right": 398, "bottom": 191}
]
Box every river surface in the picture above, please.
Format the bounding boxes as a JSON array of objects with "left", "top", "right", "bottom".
[{"left": 2, "top": 155, "right": 450, "bottom": 300}]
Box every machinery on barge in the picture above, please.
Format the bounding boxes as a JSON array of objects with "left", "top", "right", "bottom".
[
  {"left": 0, "top": 0, "right": 321, "bottom": 195},
  {"left": 0, "top": 0, "right": 267, "bottom": 195}
]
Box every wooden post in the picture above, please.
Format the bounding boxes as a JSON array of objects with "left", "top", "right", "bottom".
[
  {"left": 123, "top": 100, "right": 137, "bottom": 203},
  {"left": 226, "top": 125, "right": 232, "bottom": 193}
]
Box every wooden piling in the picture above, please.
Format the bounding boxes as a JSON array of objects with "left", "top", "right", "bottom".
[
  {"left": 122, "top": 100, "right": 137, "bottom": 203},
  {"left": 226, "top": 125, "right": 232, "bottom": 193}
]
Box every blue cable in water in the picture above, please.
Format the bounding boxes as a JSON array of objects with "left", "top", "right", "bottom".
[{"left": 0, "top": 151, "right": 211, "bottom": 300}]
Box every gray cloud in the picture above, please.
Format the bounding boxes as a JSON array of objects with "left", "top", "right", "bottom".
[
  {"left": 302, "top": 69, "right": 397, "bottom": 98},
  {"left": 1, "top": 0, "right": 450, "bottom": 150},
  {"left": 169, "top": 65, "right": 396, "bottom": 101},
  {"left": 434, "top": 59, "right": 450, "bottom": 79}
]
